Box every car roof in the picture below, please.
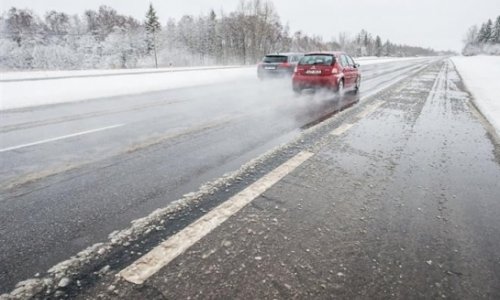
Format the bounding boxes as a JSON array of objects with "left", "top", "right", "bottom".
[
  {"left": 304, "top": 51, "right": 344, "bottom": 56},
  {"left": 265, "top": 52, "right": 303, "bottom": 56}
]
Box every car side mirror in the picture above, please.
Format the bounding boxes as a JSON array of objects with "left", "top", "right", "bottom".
[{"left": 354, "top": 63, "right": 360, "bottom": 68}]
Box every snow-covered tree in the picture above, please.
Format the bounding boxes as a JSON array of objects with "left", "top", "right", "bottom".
[
  {"left": 374, "top": 35, "right": 383, "bottom": 57},
  {"left": 478, "top": 20, "right": 493, "bottom": 43},
  {"left": 44, "top": 11, "right": 70, "bottom": 36},
  {"left": 0, "top": 2, "right": 442, "bottom": 70},
  {"left": 207, "top": 10, "right": 218, "bottom": 59},
  {"left": 485, "top": 19, "right": 494, "bottom": 43},
  {"left": 4, "top": 7, "right": 45, "bottom": 49},
  {"left": 492, "top": 16, "right": 500, "bottom": 43},
  {"left": 145, "top": 3, "right": 161, "bottom": 67},
  {"left": 383, "top": 40, "right": 392, "bottom": 56},
  {"left": 101, "top": 27, "right": 145, "bottom": 68},
  {"left": 462, "top": 25, "right": 480, "bottom": 56},
  {"left": 462, "top": 16, "right": 500, "bottom": 56}
]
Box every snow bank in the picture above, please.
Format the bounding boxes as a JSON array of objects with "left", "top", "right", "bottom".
[
  {"left": 452, "top": 56, "right": 500, "bottom": 136},
  {"left": 0, "top": 65, "right": 246, "bottom": 82},
  {"left": 0, "top": 67, "right": 255, "bottom": 110}
]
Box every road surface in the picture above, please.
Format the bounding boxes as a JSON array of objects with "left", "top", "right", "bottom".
[
  {"left": 5, "top": 57, "right": 498, "bottom": 299},
  {"left": 67, "top": 59, "right": 500, "bottom": 299}
]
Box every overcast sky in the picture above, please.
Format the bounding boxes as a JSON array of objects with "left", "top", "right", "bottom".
[{"left": 1, "top": 0, "right": 499, "bottom": 51}]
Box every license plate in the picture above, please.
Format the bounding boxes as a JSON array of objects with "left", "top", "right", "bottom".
[
  {"left": 264, "top": 66, "right": 276, "bottom": 70},
  {"left": 306, "top": 70, "right": 321, "bottom": 75}
]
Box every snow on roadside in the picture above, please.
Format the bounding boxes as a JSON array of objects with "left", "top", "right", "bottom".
[
  {"left": 452, "top": 56, "right": 500, "bottom": 136},
  {"left": 0, "top": 65, "right": 246, "bottom": 81},
  {"left": 0, "top": 67, "right": 255, "bottom": 110}
]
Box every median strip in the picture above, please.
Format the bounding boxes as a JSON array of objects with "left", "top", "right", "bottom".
[{"left": 118, "top": 150, "right": 314, "bottom": 285}]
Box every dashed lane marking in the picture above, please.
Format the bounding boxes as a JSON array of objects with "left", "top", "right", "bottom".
[
  {"left": 118, "top": 150, "right": 314, "bottom": 285},
  {"left": 329, "top": 100, "right": 385, "bottom": 136},
  {"left": 0, "top": 124, "right": 125, "bottom": 153},
  {"left": 355, "top": 100, "right": 385, "bottom": 119},
  {"left": 330, "top": 123, "right": 355, "bottom": 136}
]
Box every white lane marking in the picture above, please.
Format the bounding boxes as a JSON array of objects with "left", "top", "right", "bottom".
[
  {"left": 329, "top": 100, "right": 385, "bottom": 136},
  {"left": 119, "top": 150, "right": 314, "bottom": 285},
  {"left": 0, "top": 124, "right": 125, "bottom": 153},
  {"left": 355, "top": 100, "right": 385, "bottom": 119},
  {"left": 330, "top": 123, "right": 355, "bottom": 136}
]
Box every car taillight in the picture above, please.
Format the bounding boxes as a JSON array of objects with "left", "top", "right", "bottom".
[
  {"left": 279, "top": 62, "right": 290, "bottom": 68},
  {"left": 294, "top": 66, "right": 298, "bottom": 73},
  {"left": 331, "top": 68, "right": 338, "bottom": 74}
]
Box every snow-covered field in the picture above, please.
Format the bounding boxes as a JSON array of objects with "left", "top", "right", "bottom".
[
  {"left": 0, "top": 67, "right": 255, "bottom": 110},
  {"left": 0, "top": 65, "right": 246, "bottom": 81},
  {"left": 0, "top": 57, "right": 427, "bottom": 111},
  {"left": 452, "top": 56, "right": 500, "bottom": 135}
]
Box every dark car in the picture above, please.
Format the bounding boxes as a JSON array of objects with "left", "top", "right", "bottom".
[
  {"left": 292, "top": 51, "right": 361, "bottom": 95},
  {"left": 257, "top": 53, "right": 303, "bottom": 79}
]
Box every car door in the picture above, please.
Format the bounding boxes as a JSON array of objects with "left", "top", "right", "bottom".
[
  {"left": 288, "top": 55, "right": 300, "bottom": 73},
  {"left": 340, "top": 54, "right": 354, "bottom": 87},
  {"left": 346, "top": 55, "right": 359, "bottom": 87}
]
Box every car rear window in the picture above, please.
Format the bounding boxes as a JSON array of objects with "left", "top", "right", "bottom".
[
  {"left": 299, "top": 55, "right": 335, "bottom": 66},
  {"left": 263, "top": 55, "right": 288, "bottom": 63}
]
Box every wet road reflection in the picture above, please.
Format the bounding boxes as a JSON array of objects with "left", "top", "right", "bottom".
[
  {"left": 296, "top": 91, "right": 360, "bottom": 129},
  {"left": 0, "top": 59, "right": 433, "bottom": 293}
]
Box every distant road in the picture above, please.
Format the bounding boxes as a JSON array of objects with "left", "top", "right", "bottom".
[{"left": 0, "top": 57, "right": 428, "bottom": 111}]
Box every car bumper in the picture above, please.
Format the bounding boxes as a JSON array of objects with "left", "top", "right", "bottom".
[
  {"left": 292, "top": 74, "right": 340, "bottom": 90},
  {"left": 258, "top": 68, "right": 293, "bottom": 78}
]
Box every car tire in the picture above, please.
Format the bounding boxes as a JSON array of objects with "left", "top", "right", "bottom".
[
  {"left": 354, "top": 76, "right": 361, "bottom": 94},
  {"left": 336, "top": 79, "right": 344, "bottom": 96},
  {"left": 293, "top": 85, "right": 302, "bottom": 95}
]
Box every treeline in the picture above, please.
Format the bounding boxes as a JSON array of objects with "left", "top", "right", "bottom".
[
  {"left": 331, "top": 29, "right": 441, "bottom": 58},
  {"left": 0, "top": 0, "right": 440, "bottom": 70},
  {"left": 462, "top": 15, "right": 500, "bottom": 56}
]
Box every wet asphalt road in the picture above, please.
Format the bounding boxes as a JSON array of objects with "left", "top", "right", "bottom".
[
  {"left": 0, "top": 58, "right": 444, "bottom": 292},
  {"left": 68, "top": 60, "right": 500, "bottom": 299}
]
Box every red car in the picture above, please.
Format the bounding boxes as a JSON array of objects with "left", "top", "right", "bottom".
[{"left": 292, "top": 52, "right": 361, "bottom": 95}]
